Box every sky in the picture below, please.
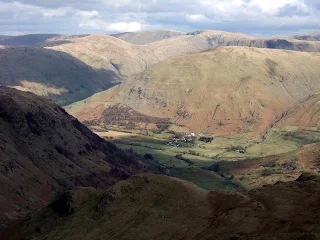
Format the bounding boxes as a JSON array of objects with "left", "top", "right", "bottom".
[{"left": 0, "top": 0, "right": 320, "bottom": 36}]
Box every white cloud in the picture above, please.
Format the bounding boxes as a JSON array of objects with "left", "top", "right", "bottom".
[
  {"left": 248, "top": 0, "right": 302, "bottom": 14},
  {"left": 186, "top": 14, "right": 211, "bottom": 23},
  {"left": 79, "top": 20, "right": 141, "bottom": 32},
  {"left": 42, "top": 9, "right": 69, "bottom": 17},
  {"left": 103, "top": 0, "right": 133, "bottom": 7},
  {"left": 75, "top": 10, "right": 100, "bottom": 18},
  {"left": 107, "top": 21, "right": 141, "bottom": 32},
  {"left": 0, "top": 0, "right": 319, "bottom": 35},
  {"left": 0, "top": 1, "right": 70, "bottom": 17}
]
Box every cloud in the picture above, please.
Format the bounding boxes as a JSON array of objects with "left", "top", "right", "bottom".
[
  {"left": 79, "top": 20, "right": 141, "bottom": 32},
  {"left": 278, "top": 2, "right": 310, "bottom": 17},
  {"left": 186, "top": 14, "right": 212, "bottom": 23},
  {"left": 75, "top": 10, "right": 100, "bottom": 18},
  {"left": 0, "top": 0, "right": 319, "bottom": 35},
  {"left": 107, "top": 22, "right": 141, "bottom": 32},
  {"left": 0, "top": 1, "right": 71, "bottom": 17}
]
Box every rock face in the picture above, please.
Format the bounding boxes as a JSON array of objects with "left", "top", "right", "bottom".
[
  {"left": 0, "top": 87, "right": 160, "bottom": 221},
  {"left": 66, "top": 47, "right": 320, "bottom": 138},
  {"left": 2, "top": 173, "right": 320, "bottom": 240}
]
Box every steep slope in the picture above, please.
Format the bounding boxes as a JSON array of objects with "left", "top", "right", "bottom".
[
  {"left": 114, "top": 30, "right": 184, "bottom": 45},
  {"left": 0, "top": 46, "right": 119, "bottom": 105},
  {"left": 274, "top": 93, "right": 320, "bottom": 132},
  {"left": 67, "top": 47, "right": 320, "bottom": 138},
  {"left": 3, "top": 173, "right": 320, "bottom": 240},
  {"left": 48, "top": 34, "right": 160, "bottom": 78},
  {"left": 0, "top": 87, "right": 160, "bottom": 221}
]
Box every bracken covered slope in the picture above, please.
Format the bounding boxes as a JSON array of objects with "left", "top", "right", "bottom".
[
  {"left": 67, "top": 47, "right": 320, "bottom": 138},
  {"left": 0, "top": 87, "right": 160, "bottom": 222},
  {"left": 2, "top": 173, "right": 320, "bottom": 240},
  {"left": 274, "top": 93, "right": 320, "bottom": 132}
]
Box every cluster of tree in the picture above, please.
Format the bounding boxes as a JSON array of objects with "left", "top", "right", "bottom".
[
  {"left": 226, "top": 145, "right": 246, "bottom": 154},
  {"left": 199, "top": 137, "right": 213, "bottom": 143}
]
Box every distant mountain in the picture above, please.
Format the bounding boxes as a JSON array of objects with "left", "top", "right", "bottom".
[
  {"left": 66, "top": 47, "right": 320, "bottom": 138},
  {"left": 3, "top": 173, "right": 320, "bottom": 239},
  {"left": 292, "top": 33, "right": 320, "bottom": 41},
  {"left": 47, "top": 34, "right": 160, "bottom": 78},
  {"left": 0, "top": 34, "right": 61, "bottom": 46},
  {"left": 48, "top": 31, "right": 320, "bottom": 80},
  {"left": 114, "top": 30, "right": 184, "bottom": 45},
  {"left": 0, "top": 46, "right": 119, "bottom": 106},
  {"left": 43, "top": 31, "right": 263, "bottom": 79},
  {"left": 0, "top": 87, "right": 161, "bottom": 221},
  {"left": 0, "top": 35, "right": 13, "bottom": 41},
  {"left": 0, "top": 34, "right": 89, "bottom": 47},
  {"left": 1, "top": 30, "right": 319, "bottom": 107}
]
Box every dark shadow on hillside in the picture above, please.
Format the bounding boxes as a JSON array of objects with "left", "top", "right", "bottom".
[
  {"left": 0, "top": 34, "right": 91, "bottom": 47},
  {"left": 294, "top": 35, "right": 320, "bottom": 41},
  {"left": 0, "top": 46, "right": 123, "bottom": 106},
  {"left": 37, "top": 35, "right": 90, "bottom": 47},
  {"left": 0, "top": 34, "right": 62, "bottom": 46},
  {"left": 38, "top": 40, "right": 72, "bottom": 47}
]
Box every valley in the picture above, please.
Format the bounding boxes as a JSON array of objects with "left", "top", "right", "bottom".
[
  {"left": 91, "top": 126, "right": 320, "bottom": 191},
  {"left": 1, "top": 26, "right": 320, "bottom": 239}
]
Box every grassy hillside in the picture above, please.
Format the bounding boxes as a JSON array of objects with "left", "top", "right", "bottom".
[{"left": 67, "top": 46, "right": 320, "bottom": 138}]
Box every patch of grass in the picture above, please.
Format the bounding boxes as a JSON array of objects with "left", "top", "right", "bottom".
[
  {"left": 118, "top": 144, "right": 189, "bottom": 168},
  {"left": 169, "top": 167, "right": 240, "bottom": 191}
]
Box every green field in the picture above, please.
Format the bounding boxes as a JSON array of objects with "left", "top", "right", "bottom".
[{"left": 96, "top": 129, "right": 319, "bottom": 191}]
